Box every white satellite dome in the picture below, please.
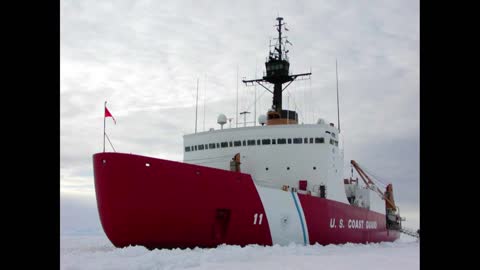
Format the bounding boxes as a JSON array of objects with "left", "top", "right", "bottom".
[
  {"left": 258, "top": 114, "right": 267, "bottom": 126},
  {"left": 217, "top": 114, "right": 227, "bottom": 129},
  {"left": 217, "top": 114, "right": 227, "bottom": 125},
  {"left": 317, "top": 118, "right": 326, "bottom": 125}
]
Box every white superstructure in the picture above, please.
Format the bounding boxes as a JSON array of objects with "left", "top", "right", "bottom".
[{"left": 183, "top": 121, "right": 349, "bottom": 204}]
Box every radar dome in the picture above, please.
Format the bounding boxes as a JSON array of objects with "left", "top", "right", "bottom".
[
  {"left": 217, "top": 114, "right": 227, "bottom": 125},
  {"left": 258, "top": 114, "right": 267, "bottom": 126}
]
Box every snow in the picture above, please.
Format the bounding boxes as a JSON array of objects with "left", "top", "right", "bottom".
[{"left": 60, "top": 234, "right": 419, "bottom": 270}]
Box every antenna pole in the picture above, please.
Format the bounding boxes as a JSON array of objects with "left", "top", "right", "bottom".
[
  {"left": 103, "top": 101, "right": 106, "bottom": 152},
  {"left": 236, "top": 66, "right": 239, "bottom": 128},
  {"left": 240, "top": 111, "right": 250, "bottom": 127},
  {"left": 254, "top": 59, "right": 257, "bottom": 126},
  {"left": 203, "top": 75, "right": 206, "bottom": 132},
  {"left": 277, "top": 17, "right": 283, "bottom": 61},
  {"left": 336, "top": 59, "right": 341, "bottom": 133},
  {"left": 195, "top": 78, "right": 199, "bottom": 133}
]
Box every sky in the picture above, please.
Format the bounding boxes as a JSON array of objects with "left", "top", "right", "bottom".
[{"left": 61, "top": 0, "right": 419, "bottom": 231}]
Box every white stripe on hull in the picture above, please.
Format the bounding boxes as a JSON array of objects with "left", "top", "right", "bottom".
[
  {"left": 292, "top": 191, "right": 309, "bottom": 245},
  {"left": 256, "top": 185, "right": 308, "bottom": 245}
]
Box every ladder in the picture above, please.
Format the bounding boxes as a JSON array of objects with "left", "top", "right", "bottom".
[{"left": 400, "top": 227, "right": 419, "bottom": 238}]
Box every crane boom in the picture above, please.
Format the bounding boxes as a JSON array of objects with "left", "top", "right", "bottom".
[{"left": 350, "top": 160, "right": 397, "bottom": 211}]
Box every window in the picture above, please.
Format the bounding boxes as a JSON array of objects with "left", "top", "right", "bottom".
[
  {"left": 205, "top": 144, "right": 208, "bottom": 149},
  {"left": 278, "top": 138, "right": 286, "bottom": 144},
  {"left": 288, "top": 138, "right": 292, "bottom": 144},
  {"left": 262, "top": 139, "right": 271, "bottom": 145},
  {"left": 198, "top": 144, "right": 204, "bottom": 150},
  {"left": 272, "top": 139, "right": 276, "bottom": 144},
  {"left": 221, "top": 142, "right": 228, "bottom": 148},
  {"left": 330, "top": 139, "right": 334, "bottom": 145},
  {"left": 304, "top": 138, "right": 308, "bottom": 144},
  {"left": 309, "top": 138, "right": 313, "bottom": 144},
  {"left": 185, "top": 146, "right": 191, "bottom": 152},
  {"left": 257, "top": 139, "right": 261, "bottom": 145},
  {"left": 234, "top": 140, "right": 242, "bottom": 147},
  {"left": 229, "top": 141, "right": 233, "bottom": 147},
  {"left": 332, "top": 133, "right": 336, "bottom": 138},
  {"left": 325, "top": 131, "right": 331, "bottom": 134},
  {"left": 209, "top": 143, "right": 216, "bottom": 149},
  {"left": 247, "top": 140, "right": 256, "bottom": 146},
  {"left": 335, "top": 141, "right": 338, "bottom": 146},
  {"left": 293, "top": 138, "right": 303, "bottom": 144},
  {"left": 194, "top": 145, "right": 197, "bottom": 151},
  {"left": 216, "top": 143, "right": 220, "bottom": 148},
  {"left": 315, "top": 137, "right": 324, "bottom": 144},
  {"left": 243, "top": 140, "right": 246, "bottom": 146}
]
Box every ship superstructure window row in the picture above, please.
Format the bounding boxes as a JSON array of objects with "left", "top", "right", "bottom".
[{"left": 185, "top": 137, "right": 339, "bottom": 152}]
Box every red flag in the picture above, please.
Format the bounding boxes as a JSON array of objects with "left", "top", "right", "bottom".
[{"left": 105, "top": 106, "right": 116, "bottom": 124}]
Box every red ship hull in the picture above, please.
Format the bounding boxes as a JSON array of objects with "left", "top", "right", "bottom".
[{"left": 93, "top": 152, "right": 399, "bottom": 249}]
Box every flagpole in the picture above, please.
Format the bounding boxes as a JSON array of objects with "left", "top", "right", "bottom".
[{"left": 103, "top": 101, "right": 106, "bottom": 152}]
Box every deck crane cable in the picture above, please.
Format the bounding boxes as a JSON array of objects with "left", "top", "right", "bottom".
[{"left": 355, "top": 161, "right": 389, "bottom": 188}]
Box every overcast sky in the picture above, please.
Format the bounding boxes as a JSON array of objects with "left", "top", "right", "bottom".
[{"left": 61, "top": 0, "right": 419, "bottom": 232}]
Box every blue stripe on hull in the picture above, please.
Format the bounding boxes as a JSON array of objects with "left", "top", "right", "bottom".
[{"left": 291, "top": 191, "right": 307, "bottom": 245}]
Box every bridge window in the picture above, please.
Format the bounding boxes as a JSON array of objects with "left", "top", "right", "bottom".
[
  {"left": 221, "top": 142, "right": 228, "bottom": 148},
  {"left": 217, "top": 143, "right": 220, "bottom": 148},
  {"left": 278, "top": 138, "right": 286, "bottom": 144},
  {"left": 243, "top": 140, "right": 246, "bottom": 146},
  {"left": 205, "top": 144, "right": 208, "bottom": 149},
  {"left": 262, "top": 139, "right": 271, "bottom": 145},
  {"left": 234, "top": 140, "right": 242, "bottom": 147},
  {"left": 185, "top": 146, "right": 191, "bottom": 152},
  {"left": 257, "top": 139, "right": 261, "bottom": 145},
  {"left": 330, "top": 139, "right": 335, "bottom": 145},
  {"left": 315, "top": 137, "right": 324, "bottom": 144},
  {"left": 288, "top": 138, "right": 292, "bottom": 144},
  {"left": 272, "top": 139, "right": 276, "bottom": 144},
  {"left": 304, "top": 138, "right": 308, "bottom": 144},
  {"left": 247, "top": 140, "right": 256, "bottom": 146},
  {"left": 198, "top": 144, "right": 204, "bottom": 150},
  {"left": 209, "top": 143, "right": 216, "bottom": 149},
  {"left": 309, "top": 138, "right": 313, "bottom": 144},
  {"left": 194, "top": 145, "right": 197, "bottom": 151},
  {"left": 229, "top": 141, "right": 233, "bottom": 147},
  {"left": 293, "top": 138, "right": 303, "bottom": 144}
]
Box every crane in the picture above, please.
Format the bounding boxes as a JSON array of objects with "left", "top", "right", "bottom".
[
  {"left": 350, "top": 160, "right": 397, "bottom": 211},
  {"left": 350, "top": 160, "right": 405, "bottom": 231}
]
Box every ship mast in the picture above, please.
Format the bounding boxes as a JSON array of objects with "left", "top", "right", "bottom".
[{"left": 243, "top": 17, "right": 311, "bottom": 125}]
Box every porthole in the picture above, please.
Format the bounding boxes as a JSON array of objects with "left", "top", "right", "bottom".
[
  {"left": 266, "top": 167, "right": 269, "bottom": 171},
  {"left": 287, "top": 167, "right": 290, "bottom": 170},
  {"left": 313, "top": 166, "right": 316, "bottom": 170},
  {"left": 145, "top": 163, "right": 150, "bottom": 167}
]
